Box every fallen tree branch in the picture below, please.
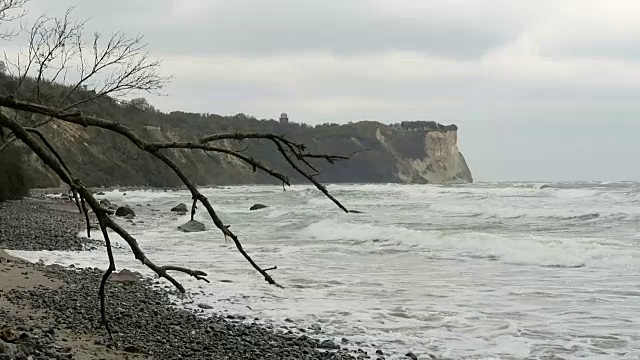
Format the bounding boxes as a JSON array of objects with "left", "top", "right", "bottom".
[
  {"left": 269, "top": 139, "right": 348, "bottom": 212},
  {"left": 153, "top": 142, "right": 291, "bottom": 185},
  {"left": 96, "top": 214, "right": 115, "bottom": 336},
  {"left": 0, "top": 94, "right": 356, "bottom": 293},
  {"left": 0, "top": 108, "right": 209, "bottom": 336}
]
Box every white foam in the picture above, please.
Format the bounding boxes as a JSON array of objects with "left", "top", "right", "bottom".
[{"left": 17, "top": 182, "right": 640, "bottom": 359}]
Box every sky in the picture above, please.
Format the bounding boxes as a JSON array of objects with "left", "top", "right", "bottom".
[{"left": 5, "top": 0, "right": 640, "bottom": 181}]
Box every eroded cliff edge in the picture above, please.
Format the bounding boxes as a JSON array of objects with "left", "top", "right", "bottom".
[
  {"left": 16, "top": 108, "right": 472, "bottom": 187},
  {"left": 375, "top": 122, "right": 473, "bottom": 184}
]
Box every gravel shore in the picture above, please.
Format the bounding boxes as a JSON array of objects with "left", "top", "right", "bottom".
[
  {"left": 0, "top": 196, "right": 99, "bottom": 251},
  {"left": 0, "top": 197, "right": 400, "bottom": 360}
]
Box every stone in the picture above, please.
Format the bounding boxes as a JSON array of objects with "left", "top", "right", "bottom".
[
  {"left": 197, "top": 303, "right": 213, "bottom": 310},
  {"left": 406, "top": 352, "right": 418, "bottom": 360},
  {"left": 99, "top": 199, "right": 111, "bottom": 206},
  {"left": 111, "top": 269, "right": 141, "bottom": 282},
  {"left": 249, "top": 204, "right": 268, "bottom": 211},
  {"left": 0, "top": 327, "right": 18, "bottom": 342},
  {"left": 115, "top": 206, "right": 135, "bottom": 217},
  {"left": 0, "top": 339, "right": 17, "bottom": 359},
  {"left": 96, "top": 191, "right": 105, "bottom": 195},
  {"left": 125, "top": 213, "right": 135, "bottom": 220},
  {"left": 171, "top": 203, "right": 189, "bottom": 213},
  {"left": 178, "top": 220, "right": 205, "bottom": 232},
  {"left": 376, "top": 349, "right": 384, "bottom": 355},
  {"left": 319, "top": 339, "right": 339, "bottom": 350},
  {"left": 124, "top": 345, "right": 142, "bottom": 353}
]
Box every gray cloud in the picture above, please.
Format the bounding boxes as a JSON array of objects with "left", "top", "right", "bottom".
[
  {"left": 28, "top": 0, "right": 524, "bottom": 58},
  {"left": 9, "top": 0, "right": 640, "bottom": 181}
]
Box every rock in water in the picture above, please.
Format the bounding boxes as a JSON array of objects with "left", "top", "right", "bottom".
[
  {"left": 99, "top": 199, "right": 111, "bottom": 207},
  {"left": 406, "top": 352, "right": 418, "bottom": 360},
  {"left": 115, "top": 206, "right": 135, "bottom": 217},
  {"left": 171, "top": 203, "right": 188, "bottom": 213},
  {"left": 249, "top": 204, "right": 268, "bottom": 211},
  {"left": 178, "top": 220, "right": 205, "bottom": 232},
  {"left": 197, "top": 303, "right": 213, "bottom": 310}
]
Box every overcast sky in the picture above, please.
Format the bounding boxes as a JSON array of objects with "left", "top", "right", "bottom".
[{"left": 9, "top": 0, "right": 640, "bottom": 181}]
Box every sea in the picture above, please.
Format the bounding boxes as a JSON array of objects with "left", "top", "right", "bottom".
[{"left": 10, "top": 182, "right": 640, "bottom": 359}]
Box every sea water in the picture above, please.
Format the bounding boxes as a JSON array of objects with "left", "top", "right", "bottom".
[{"left": 11, "top": 182, "right": 640, "bottom": 359}]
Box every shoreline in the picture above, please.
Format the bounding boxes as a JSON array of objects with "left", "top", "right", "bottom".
[{"left": 0, "top": 197, "right": 389, "bottom": 360}]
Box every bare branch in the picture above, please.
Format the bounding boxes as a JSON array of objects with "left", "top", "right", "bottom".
[
  {"left": 31, "top": 9, "right": 84, "bottom": 101},
  {"left": 0, "top": 0, "right": 27, "bottom": 39},
  {"left": 96, "top": 214, "right": 115, "bottom": 337},
  {"left": 80, "top": 195, "right": 90, "bottom": 238},
  {"left": 158, "top": 142, "right": 291, "bottom": 185},
  {"left": 0, "top": 95, "right": 355, "bottom": 287},
  {"left": 6, "top": 7, "right": 169, "bottom": 109},
  {"left": 58, "top": 31, "right": 170, "bottom": 109},
  {"left": 269, "top": 138, "right": 349, "bottom": 213},
  {"left": 24, "top": 126, "right": 73, "bottom": 177},
  {"left": 190, "top": 198, "right": 197, "bottom": 221},
  {"left": 0, "top": 108, "right": 210, "bottom": 332}
]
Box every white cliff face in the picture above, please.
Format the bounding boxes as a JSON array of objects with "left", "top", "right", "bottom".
[{"left": 376, "top": 127, "right": 473, "bottom": 184}]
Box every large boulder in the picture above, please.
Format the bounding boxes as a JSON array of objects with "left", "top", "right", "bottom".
[
  {"left": 99, "top": 199, "right": 112, "bottom": 207},
  {"left": 249, "top": 204, "right": 268, "bottom": 211},
  {"left": 115, "top": 206, "right": 135, "bottom": 217},
  {"left": 178, "top": 220, "right": 205, "bottom": 232},
  {"left": 171, "top": 203, "right": 188, "bottom": 213}
]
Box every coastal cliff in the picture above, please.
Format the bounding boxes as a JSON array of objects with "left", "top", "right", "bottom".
[
  {"left": 16, "top": 110, "right": 472, "bottom": 187},
  {"left": 375, "top": 122, "right": 473, "bottom": 184}
]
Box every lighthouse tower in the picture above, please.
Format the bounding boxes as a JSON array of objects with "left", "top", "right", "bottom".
[{"left": 279, "top": 112, "right": 289, "bottom": 125}]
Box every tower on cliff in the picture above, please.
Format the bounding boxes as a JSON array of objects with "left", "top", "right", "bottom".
[{"left": 279, "top": 112, "right": 289, "bottom": 125}]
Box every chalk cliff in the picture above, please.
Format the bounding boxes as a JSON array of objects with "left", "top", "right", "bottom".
[{"left": 375, "top": 123, "right": 473, "bottom": 184}]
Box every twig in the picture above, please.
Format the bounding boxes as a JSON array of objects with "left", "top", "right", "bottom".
[{"left": 96, "top": 214, "right": 115, "bottom": 338}]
